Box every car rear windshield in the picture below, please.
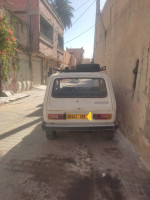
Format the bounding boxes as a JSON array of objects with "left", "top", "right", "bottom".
[{"left": 52, "top": 78, "right": 108, "bottom": 98}]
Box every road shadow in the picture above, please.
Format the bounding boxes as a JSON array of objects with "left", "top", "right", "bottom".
[
  {"left": 0, "top": 104, "right": 43, "bottom": 140},
  {"left": 0, "top": 118, "right": 42, "bottom": 140},
  {"left": 36, "top": 104, "right": 43, "bottom": 108},
  {"left": 0, "top": 124, "right": 126, "bottom": 200},
  {"left": 0, "top": 124, "right": 150, "bottom": 200},
  {"left": 27, "top": 108, "right": 43, "bottom": 117}
]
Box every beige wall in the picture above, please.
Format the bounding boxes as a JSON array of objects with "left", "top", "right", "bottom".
[{"left": 94, "top": 0, "right": 150, "bottom": 165}]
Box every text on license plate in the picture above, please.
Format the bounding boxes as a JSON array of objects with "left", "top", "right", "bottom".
[{"left": 66, "top": 114, "right": 88, "bottom": 119}]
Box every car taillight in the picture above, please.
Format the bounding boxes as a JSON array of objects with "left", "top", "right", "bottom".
[
  {"left": 93, "top": 114, "right": 112, "bottom": 120},
  {"left": 48, "top": 114, "right": 66, "bottom": 120}
]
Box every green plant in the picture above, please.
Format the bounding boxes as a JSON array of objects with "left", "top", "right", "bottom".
[{"left": 0, "top": 15, "right": 18, "bottom": 81}]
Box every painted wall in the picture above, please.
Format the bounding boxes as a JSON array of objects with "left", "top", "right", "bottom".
[{"left": 94, "top": 0, "right": 150, "bottom": 165}]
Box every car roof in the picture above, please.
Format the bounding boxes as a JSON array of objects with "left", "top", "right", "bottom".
[{"left": 50, "top": 72, "right": 108, "bottom": 79}]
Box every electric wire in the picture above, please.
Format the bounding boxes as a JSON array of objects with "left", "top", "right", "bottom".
[
  {"left": 41, "top": 0, "right": 96, "bottom": 52},
  {"left": 74, "top": 0, "right": 91, "bottom": 12},
  {"left": 15, "top": 1, "right": 96, "bottom": 54},
  {"left": 18, "top": 25, "right": 95, "bottom": 62},
  {"left": 65, "top": 25, "right": 95, "bottom": 44},
  {"left": 67, "top": 0, "right": 96, "bottom": 30}
]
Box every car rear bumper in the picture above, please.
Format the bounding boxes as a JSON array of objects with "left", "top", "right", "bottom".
[{"left": 41, "top": 121, "right": 118, "bottom": 132}]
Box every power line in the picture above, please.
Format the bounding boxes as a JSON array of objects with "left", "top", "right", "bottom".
[
  {"left": 65, "top": 25, "right": 95, "bottom": 44},
  {"left": 74, "top": 0, "right": 91, "bottom": 12},
  {"left": 18, "top": 25, "right": 95, "bottom": 63},
  {"left": 41, "top": 24, "right": 95, "bottom": 52},
  {"left": 70, "top": 0, "right": 96, "bottom": 28},
  {"left": 37, "top": 0, "right": 96, "bottom": 52}
]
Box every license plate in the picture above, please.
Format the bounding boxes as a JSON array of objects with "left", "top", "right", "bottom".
[{"left": 66, "top": 114, "right": 88, "bottom": 119}]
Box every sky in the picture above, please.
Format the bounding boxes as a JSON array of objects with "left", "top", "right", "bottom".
[{"left": 64, "top": 0, "right": 107, "bottom": 59}]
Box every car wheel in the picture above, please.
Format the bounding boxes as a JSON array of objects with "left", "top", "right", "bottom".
[
  {"left": 104, "top": 130, "right": 114, "bottom": 140},
  {"left": 45, "top": 131, "right": 57, "bottom": 140}
]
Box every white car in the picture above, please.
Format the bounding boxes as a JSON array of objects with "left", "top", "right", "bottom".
[{"left": 42, "top": 64, "right": 118, "bottom": 139}]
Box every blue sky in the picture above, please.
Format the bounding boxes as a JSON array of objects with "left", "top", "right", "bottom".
[{"left": 64, "top": 0, "right": 106, "bottom": 58}]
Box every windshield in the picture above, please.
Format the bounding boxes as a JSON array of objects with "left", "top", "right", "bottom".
[{"left": 52, "top": 78, "right": 107, "bottom": 98}]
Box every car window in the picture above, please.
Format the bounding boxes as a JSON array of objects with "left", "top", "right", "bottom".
[{"left": 52, "top": 78, "right": 108, "bottom": 98}]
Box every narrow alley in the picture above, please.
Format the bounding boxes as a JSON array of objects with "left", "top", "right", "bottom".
[{"left": 0, "top": 88, "right": 150, "bottom": 200}]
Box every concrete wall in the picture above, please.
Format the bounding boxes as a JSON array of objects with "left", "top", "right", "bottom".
[{"left": 94, "top": 0, "right": 150, "bottom": 165}]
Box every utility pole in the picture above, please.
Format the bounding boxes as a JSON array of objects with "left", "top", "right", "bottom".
[
  {"left": 27, "top": 0, "right": 31, "bottom": 53},
  {"left": 93, "top": 0, "right": 100, "bottom": 62},
  {"left": 96, "top": 0, "right": 100, "bottom": 16}
]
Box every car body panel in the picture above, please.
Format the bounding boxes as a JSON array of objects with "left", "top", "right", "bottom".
[{"left": 43, "top": 72, "right": 117, "bottom": 131}]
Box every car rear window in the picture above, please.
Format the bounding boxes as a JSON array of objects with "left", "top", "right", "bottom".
[{"left": 52, "top": 78, "right": 108, "bottom": 98}]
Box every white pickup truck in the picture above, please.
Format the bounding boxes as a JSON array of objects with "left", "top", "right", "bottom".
[{"left": 42, "top": 64, "right": 118, "bottom": 139}]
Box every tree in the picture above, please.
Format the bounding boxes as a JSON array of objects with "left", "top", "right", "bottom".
[{"left": 50, "top": 0, "right": 74, "bottom": 29}]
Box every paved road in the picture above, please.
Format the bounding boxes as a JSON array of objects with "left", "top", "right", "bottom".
[{"left": 0, "top": 88, "right": 150, "bottom": 200}]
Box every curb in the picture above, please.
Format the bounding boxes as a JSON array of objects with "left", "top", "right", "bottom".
[
  {"left": 0, "top": 95, "right": 30, "bottom": 106},
  {"left": 9, "top": 95, "right": 30, "bottom": 102}
]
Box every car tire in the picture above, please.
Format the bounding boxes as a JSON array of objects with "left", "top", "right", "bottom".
[
  {"left": 104, "top": 130, "right": 114, "bottom": 140},
  {"left": 46, "top": 131, "right": 57, "bottom": 140}
]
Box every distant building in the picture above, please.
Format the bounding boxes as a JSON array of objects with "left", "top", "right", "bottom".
[
  {"left": 83, "top": 58, "right": 91, "bottom": 64},
  {"left": 66, "top": 47, "right": 84, "bottom": 65},
  {"left": 61, "top": 51, "right": 76, "bottom": 70}
]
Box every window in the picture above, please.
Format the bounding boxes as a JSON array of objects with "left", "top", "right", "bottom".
[
  {"left": 58, "top": 34, "right": 64, "bottom": 49},
  {"left": 52, "top": 78, "right": 107, "bottom": 98},
  {"left": 40, "top": 16, "right": 53, "bottom": 41}
]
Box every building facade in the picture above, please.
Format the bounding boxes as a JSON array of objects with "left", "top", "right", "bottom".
[
  {"left": 1, "top": 0, "right": 64, "bottom": 87},
  {"left": 94, "top": 0, "right": 150, "bottom": 165}
]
